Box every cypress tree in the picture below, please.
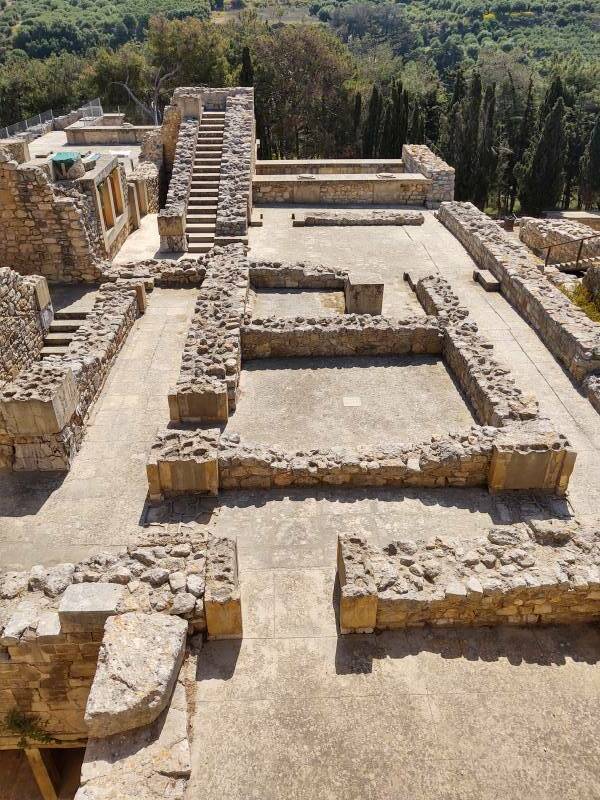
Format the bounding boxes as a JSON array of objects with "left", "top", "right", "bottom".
[
  {"left": 441, "top": 68, "right": 468, "bottom": 170},
  {"left": 239, "top": 46, "right": 254, "bottom": 87},
  {"left": 454, "top": 71, "right": 482, "bottom": 201},
  {"left": 507, "top": 77, "right": 535, "bottom": 212},
  {"left": 390, "top": 80, "right": 404, "bottom": 157},
  {"left": 518, "top": 98, "right": 566, "bottom": 215},
  {"left": 379, "top": 99, "right": 395, "bottom": 158},
  {"left": 580, "top": 114, "right": 600, "bottom": 210},
  {"left": 409, "top": 102, "right": 424, "bottom": 144},
  {"left": 562, "top": 108, "right": 585, "bottom": 209},
  {"left": 473, "top": 85, "right": 497, "bottom": 210},
  {"left": 539, "top": 75, "right": 564, "bottom": 126},
  {"left": 362, "top": 86, "right": 382, "bottom": 158},
  {"left": 352, "top": 92, "right": 362, "bottom": 135}
]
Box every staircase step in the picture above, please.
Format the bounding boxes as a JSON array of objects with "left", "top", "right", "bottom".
[
  {"left": 187, "top": 244, "right": 214, "bottom": 253},
  {"left": 187, "top": 233, "right": 215, "bottom": 242},
  {"left": 186, "top": 223, "right": 216, "bottom": 232},
  {"left": 44, "top": 332, "right": 74, "bottom": 346},
  {"left": 49, "top": 321, "right": 81, "bottom": 333},
  {"left": 40, "top": 346, "right": 69, "bottom": 357},
  {"left": 187, "top": 206, "right": 218, "bottom": 213},
  {"left": 54, "top": 311, "right": 89, "bottom": 320}
]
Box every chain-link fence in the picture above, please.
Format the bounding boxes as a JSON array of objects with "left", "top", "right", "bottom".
[{"left": 0, "top": 98, "right": 103, "bottom": 139}]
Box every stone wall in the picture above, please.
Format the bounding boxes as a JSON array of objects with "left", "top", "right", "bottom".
[
  {"left": 583, "top": 263, "right": 600, "bottom": 303},
  {"left": 129, "top": 127, "right": 165, "bottom": 214},
  {"left": 0, "top": 268, "right": 52, "bottom": 388},
  {"left": 438, "top": 202, "right": 600, "bottom": 383},
  {"left": 158, "top": 119, "right": 199, "bottom": 252},
  {"left": 0, "top": 148, "right": 104, "bottom": 283},
  {"left": 253, "top": 173, "right": 430, "bottom": 205},
  {"left": 401, "top": 145, "right": 455, "bottom": 205},
  {"left": 296, "top": 210, "right": 424, "bottom": 226},
  {"left": 168, "top": 244, "right": 249, "bottom": 425},
  {"left": 0, "top": 531, "right": 241, "bottom": 750},
  {"left": 519, "top": 217, "right": 600, "bottom": 264},
  {"left": 338, "top": 520, "right": 600, "bottom": 631},
  {"left": 255, "top": 159, "right": 404, "bottom": 175},
  {"left": 249, "top": 260, "right": 348, "bottom": 290},
  {"left": 241, "top": 315, "right": 442, "bottom": 358},
  {"left": 65, "top": 123, "right": 157, "bottom": 146},
  {"left": 0, "top": 280, "right": 145, "bottom": 471},
  {"left": 216, "top": 94, "right": 256, "bottom": 238}
]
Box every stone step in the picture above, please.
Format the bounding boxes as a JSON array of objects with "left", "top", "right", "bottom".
[
  {"left": 196, "top": 146, "right": 223, "bottom": 152},
  {"left": 186, "top": 223, "right": 216, "bottom": 232},
  {"left": 187, "top": 243, "right": 214, "bottom": 253},
  {"left": 190, "top": 189, "right": 219, "bottom": 198},
  {"left": 49, "top": 321, "right": 81, "bottom": 333},
  {"left": 187, "top": 232, "right": 215, "bottom": 243},
  {"left": 187, "top": 206, "right": 218, "bottom": 215},
  {"left": 40, "top": 346, "right": 69, "bottom": 357},
  {"left": 54, "top": 310, "right": 89, "bottom": 320},
  {"left": 188, "top": 200, "right": 219, "bottom": 208},
  {"left": 194, "top": 158, "right": 222, "bottom": 165},
  {"left": 191, "top": 179, "right": 219, "bottom": 186},
  {"left": 473, "top": 269, "right": 501, "bottom": 292},
  {"left": 44, "top": 332, "right": 74, "bottom": 346}
]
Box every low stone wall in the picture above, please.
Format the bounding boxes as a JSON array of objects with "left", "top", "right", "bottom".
[
  {"left": 65, "top": 123, "right": 157, "bottom": 146},
  {"left": 216, "top": 94, "right": 256, "bottom": 238},
  {"left": 129, "top": 127, "right": 165, "bottom": 215},
  {"left": 415, "top": 275, "right": 539, "bottom": 426},
  {"left": 158, "top": 119, "right": 199, "bottom": 252},
  {"left": 520, "top": 217, "right": 600, "bottom": 265},
  {"left": 103, "top": 257, "right": 206, "bottom": 288},
  {"left": 0, "top": 148, "right": 104, "bottom": 283},
  {"left": 255, "top": 159, "right": 405, "bottom": 175},
  {"left": 0, "top": 281, "right": 145, "bottom": 471},
  {"left": 0, "top": 269, "right": 52, "bottom": 389},
  {"left": 253, "top": 173, "right": 430, "bottom": 205},
  {"left": 0, "top": 531, "right": 241, "bottom": 753},
  {"left": 249, "top": 260, "right": 348, "bottom": 290},
  {"left": 168, "top": 244, "right": 249, "bottom": 425},
  {"left": 438, "top": 202, "right": 600, "bottom": 382},
  {"left": 402, "top": 145, "right": 455, "bottom": 205},
  {"left": 0, "top": 138, "right": 30, "bottom": 164},
  {"left": 583, "top": 263, "right": 600, "bottom": 303},
  {"left": 295, "top": 210, "right": 424, "bottom": 226},
  {"left": 338, "top": 520, "right": 600, "bottom": 631},
  {"left": 241, "top": 315, "right": 442, "bottom": 358}
]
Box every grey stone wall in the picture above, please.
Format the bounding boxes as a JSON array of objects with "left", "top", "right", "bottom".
[
  {"left": 216, "top": 95, "right": 255, "bottom": 238},
  {"left": 158, "top": 119, "right": 199, "bottom": 252},
  {"left": 402, "top": 145, "right": 455, "bottom": 205}
]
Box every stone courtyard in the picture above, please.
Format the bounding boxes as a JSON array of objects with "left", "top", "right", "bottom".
[{"left": 0, "top": 87, "right": 599, "bottom": 800}]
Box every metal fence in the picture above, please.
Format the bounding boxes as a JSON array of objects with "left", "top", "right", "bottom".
[{"left": 0, "top": 98, "right": 103, "bottom": 140}]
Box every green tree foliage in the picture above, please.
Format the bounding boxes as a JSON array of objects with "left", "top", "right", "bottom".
[
  {"left": 580, "top": 115, "right": 600, "bottom": 209},
  {"left": 454, "top": 72, "right": 483, "bottom": 201},
  {"left": 362, "top": 85, "right": 382, "bottom": 157},
  {"left": 239, "top": 46, "right": 254, "bottom": 87},
  {"left": 518, "top": 98, "right": 567, "bottom": 214}
]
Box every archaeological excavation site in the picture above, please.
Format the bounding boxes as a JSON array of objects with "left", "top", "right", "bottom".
[{"left": 1, "top": 85, "right": 600, "bottom": 800}]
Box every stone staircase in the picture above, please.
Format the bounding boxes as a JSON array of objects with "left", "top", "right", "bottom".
[
  {"left": 551, "top": 256, "right": 600, "bottom": 274},
  {"left": 185, "top": 111, "right": 225, "bottom": 254},
  {"left": 40, "top": 311, "right": 87, "bottom": 358}
]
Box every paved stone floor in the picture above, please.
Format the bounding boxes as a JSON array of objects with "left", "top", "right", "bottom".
[
  {"left": 228, "top": 356, "right": 475, "bottom": 449},
  {"left": 3, "top": 207, "right": 600, "bottom": 799},
  {"left": 27, "top": 130, "right": 142, "bottom": 168},
  {"left": 252, "top": 288, "right": 345, "bottom": 317}
]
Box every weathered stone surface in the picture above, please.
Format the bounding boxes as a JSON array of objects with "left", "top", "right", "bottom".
[
  {"left": 59, "top": 583, "right": 125, "bottom": 628},
  {"left": 215, "top": 92, "right": 255, "bottom": 237},
  {"left": 520, "top": 217, "right": 600, "bottom": 265},
  {"left": 158, "top": 119, "right": 199, "bottom": 253},
  {"left": 77, "top": 679, "right": 190, "bottom": 800},
  {"left": 339, "top": 520, "right": 600, "bottom": 630},
  {"left": 85, "top": 612, "right": 187, "bottom": 736},
  {"left": 402, "top": 144, "right": 455, "bottom": 204},
  {"left": 298, "top": 210, "right": 424, "bottom": 226}
]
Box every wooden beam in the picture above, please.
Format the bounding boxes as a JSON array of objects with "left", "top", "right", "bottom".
[{"left": 24, "top": 748, "right": 59, "bottom": 800}]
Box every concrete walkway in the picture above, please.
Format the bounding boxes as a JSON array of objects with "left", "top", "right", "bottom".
[{"left": 0, "top": 287, "right": 197, "bottom": 568}]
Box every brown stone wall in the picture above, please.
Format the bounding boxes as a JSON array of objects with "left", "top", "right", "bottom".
[
  {"left": 402, "top": 145, "right": 455, "bottom": 205},
  {"left": 519, "top": 217, "right": 600, "bottom": 264},
  {"left": 0, "top": 149, "right": 104, "bottom": 283},
  {"left": 438, "top": 202, "right": 600, "bottom": 382},
  {"left": 253, "top": 175, "right": 430, "bottom": 205}
]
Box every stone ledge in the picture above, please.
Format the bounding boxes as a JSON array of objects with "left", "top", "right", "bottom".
[
  {"left": 338, "top": 520, "right": 600, "bottom": 631},
  {"left": 293, "top": 210, "right": 424, "bottom": 226}
]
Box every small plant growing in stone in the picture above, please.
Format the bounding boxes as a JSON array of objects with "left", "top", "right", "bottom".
[{"left": 2, "top": 708, "right": 56, "bottom": 748}]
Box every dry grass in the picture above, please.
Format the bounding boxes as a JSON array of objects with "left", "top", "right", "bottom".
[{"left": 560, "top": 283, "right": 600, "bottom": 323}]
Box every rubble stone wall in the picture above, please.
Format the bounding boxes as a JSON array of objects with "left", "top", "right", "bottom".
[
  {"left": 216, "top": 94, "right": 256, "bottom": 238},
  {"left": 583, "top": 263, "right": 600, "bottom": 303},
  {"left": 0, "top": 531, "right": 241, "bottom": 748},
  {"left": 253, "top": 174, "right": 430, "bottom": 205},
  {"left": 0, "top": 268, "right": 52, "bottom": 388},
  {"left": 158, "top": 119, "right": 199, "bottom": 252},
  {"left": 168, "top": 244, "right": 249, "bottom": 425},
  {"left": 338, "top": 520, "right": 600, "bottom": 632},
  {"left": 520, "top": 217, "right": 600, "bottom": 264},
  {"left": 402, "top": 145, "right": 455, "bottom": 205},
  {"left": 297, "top": 210, "right": 424, "bottom": 226},
  {"left": 0, "top": 149, "right": 104, "bottom": 283},
  {"left": 438, "top": 202, "right": 600, "bottom": 382},
  {"left": 241, "top": 315, "right": 442, "bottom": 359},
  {"left": 0, "top": 281, "right": 145, "bottom": 471},
  {"left": 249, "top": 260, "right": 348, "bottom": 290}
]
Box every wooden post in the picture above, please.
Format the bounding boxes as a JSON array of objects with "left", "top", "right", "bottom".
[{"left": 24, "top": 748, "right": 59, "bottom": 800}]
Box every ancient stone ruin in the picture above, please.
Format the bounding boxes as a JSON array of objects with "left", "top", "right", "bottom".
[{"left": 1, "top": 84, "right": 599, "bottom": 800}]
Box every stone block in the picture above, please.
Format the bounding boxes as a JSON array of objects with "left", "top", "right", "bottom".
[
  {"left": 205, "top": 537, "right": 242, "bottom": 639},
  {"left": 337, "top": 534, "right": 377, "bottom": 634},
  {"left": 147, "top": 428, "right": 220, "bottom": 500},
  {"left": 344, "top": 278, "right": 384, "bottom": 315},
  {"left": 59, "top": 584, "right": 125, "bottom": 629},
  {"left": 473, "top": 269, "right": 500, "bottom": 292},
  {"left": 1, "top": 367, "right": 79, "bottom": 436},
  {"left": 85, "top": 612, "right": 187, "bottom": 736},
  {"left": 169, "top": 385, "right": 229, "bottom": 424}
]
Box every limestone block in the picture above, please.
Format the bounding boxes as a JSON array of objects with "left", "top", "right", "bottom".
[
  {"left": 85, "top": 612, "right": 187, "bottom": 736},
  {"left": 337, "top": 534, "right": 378, "bottom": 633},
  {"left": 205, "top": 537, "right": 242, "bottom": 639},
  {"left": 0, "top": 367, "right": 79, "bottom": 436},
  {"left": 147, "top": 428, "right": 220, "bottom": 500},
  {"left": 59, "top": 583, "right": 125, "bottom": 629},
  {"left": 344, "top": 278, "right": 384, "bottom": 315},
  {"left": 78, "top": 680, "right": 190, "bottom": 800},
  {"left": 169, "top": 383, "right": 229, "bottom": 424}
]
